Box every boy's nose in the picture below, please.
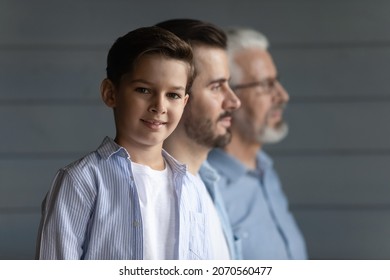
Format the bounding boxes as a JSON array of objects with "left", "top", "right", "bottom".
[{"left": 149, "top": 94, "right": 167, "bottom": 114}]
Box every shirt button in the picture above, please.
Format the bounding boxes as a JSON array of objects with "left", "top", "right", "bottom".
[
  {"left": 242, "top": 232, "right": 249, "bottom": 239},
  {"left": 133, "top": 220, "right": 140, "bottom": 227}
]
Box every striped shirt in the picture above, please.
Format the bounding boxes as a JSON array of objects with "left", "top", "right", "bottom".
[{"left": 36, "top": 137, "right": 213, "bottom": 260}]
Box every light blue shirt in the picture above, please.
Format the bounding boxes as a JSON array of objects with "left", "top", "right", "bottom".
[
  {"left": 36, "top": 137, "right": 213, "bottom": 260},
  {"left": 199, "top": 161, "right": 242, "bottom": 260},
  {"left": 208, "top": 148, "right": 308, "bottom": 260}
]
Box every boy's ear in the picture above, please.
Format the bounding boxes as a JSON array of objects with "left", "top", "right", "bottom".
[
  {"left": 183, "top": 94, "right": 189, "bottom": 106},
  {"left": 101, "top": 78, "right": 117, "bottom": 108}
]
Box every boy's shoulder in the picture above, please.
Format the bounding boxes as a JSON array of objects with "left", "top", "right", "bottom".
[
  {"left": 59, "top": 137, "right": 126, "bottom": 181},
  {"left": 61, "top": 149, "right": 100, "bottom": 174}
]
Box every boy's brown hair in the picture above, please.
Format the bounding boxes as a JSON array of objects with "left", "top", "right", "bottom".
[{"left": 106, "top": 26, "right": 194, "bottom": 94}]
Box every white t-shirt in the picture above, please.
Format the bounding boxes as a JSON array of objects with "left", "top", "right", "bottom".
[
  {"left": 132, "top": 161, "right": 176, "bottom": 259},
  {"left": 187, "top": 172, "right": 231, "bottom": 260}
]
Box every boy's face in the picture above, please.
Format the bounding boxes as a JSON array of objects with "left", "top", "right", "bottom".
[
  {"left": 181, "top": 46, "right": 241, "bottom": 148},
  {"left": 103, "top": 54, "right": 189, "bottom": 149}
]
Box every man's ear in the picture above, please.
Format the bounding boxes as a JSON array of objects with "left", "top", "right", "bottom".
[{"left": 101, "top": 78, "right": 117, "bottom": 108}]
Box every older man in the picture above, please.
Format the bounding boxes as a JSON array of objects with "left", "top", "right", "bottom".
[{"left": 208, "top": 27, "right": 308, "bottom": 259}]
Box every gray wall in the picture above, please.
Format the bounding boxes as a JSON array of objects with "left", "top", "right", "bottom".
[{"left": 1, "top": 0, "right": 389, "bottom": 259}]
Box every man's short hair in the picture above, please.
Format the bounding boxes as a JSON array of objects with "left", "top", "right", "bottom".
[
  {"left": 226, "top": 27, "right": 269, "bottom": 54},
  {"left": 156, "top": 19, "right": 227, "bottom": 49},
  {"left": 225, "top": 27, "right": 270, "bottom": 85}
]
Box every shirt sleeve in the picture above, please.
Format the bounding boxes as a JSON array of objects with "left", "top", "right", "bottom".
[{"left": 36, "top": 169, "right": 94, "bottom": 259}]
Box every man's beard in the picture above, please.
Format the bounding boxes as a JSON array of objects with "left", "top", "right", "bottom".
[
  {"left": 183, "top": 110, "right": 232, "bottom": 148},
  {"left": 257, "top": 103, "right": 289, "bottom": 144},
  {"left": 259, "top": 122, "right": 289, "bottom": 144}
]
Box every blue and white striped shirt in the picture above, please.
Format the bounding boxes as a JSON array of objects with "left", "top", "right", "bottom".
[{"left": 36, "top": 137, "right": 213, "bottom": 260}]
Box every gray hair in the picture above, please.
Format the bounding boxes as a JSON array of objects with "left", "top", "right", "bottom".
[{"left": 225, "top": 27, "right": 269, "bottom": 84}]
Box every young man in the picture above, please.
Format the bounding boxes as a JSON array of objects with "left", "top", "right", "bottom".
[
  {"left": 208, "top": 27, "right": 308, "bottom": 259},
  {"left": 156, "top": 19, "right": 242, "bottom": 259},
  {"left": 36, "top": 26, "right": 214, "bottom": 259}
]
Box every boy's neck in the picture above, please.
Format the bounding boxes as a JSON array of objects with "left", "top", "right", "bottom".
[
  {"left": 114, "top": 137, "right": 165, "bottom": 171},
  {"left": 163, "top": 128, "right": 209, "bottom": 175}
]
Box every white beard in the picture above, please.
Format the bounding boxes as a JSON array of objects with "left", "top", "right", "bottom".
[{"left": 259, "top": 122, "right": 289, "bottom": 144}]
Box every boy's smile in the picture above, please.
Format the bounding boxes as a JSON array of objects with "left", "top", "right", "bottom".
[
  {"left": 141, "top": 118, "right": 168, "bottom": 130},
  {"left": 103, "top": 53, "right": 189, "bottom": 151}
]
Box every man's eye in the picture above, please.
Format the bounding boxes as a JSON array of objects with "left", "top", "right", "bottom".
[
  {"left": 268, "top": 77, "right": 280, "bottom": 87},
  {"left": 211, "top": 84, "right": 222, "bottom": 91},
  {"left": 135, "top": 88, "right": 150, "bottom": 94}
]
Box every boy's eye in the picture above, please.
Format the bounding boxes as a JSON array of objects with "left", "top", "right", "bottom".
[
  {"left": 167, "top": 92, "right": 181, "bottom": 99},
  {"left": 135, "top": 87, "right": 150, "bottom": 94}
]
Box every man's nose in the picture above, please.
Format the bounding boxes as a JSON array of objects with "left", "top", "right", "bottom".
[
  {"left": 223, "top": 86, "right": 241, "bottom": 111},
  {"left": 273, "top": 81, "right": 289, "bottom": 104}
]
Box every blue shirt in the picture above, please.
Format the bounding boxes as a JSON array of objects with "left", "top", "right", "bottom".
[
  {"left": 208, "top": 148, "right": 308, "bottom": 260},
  {"left": 199, "top": 161, "right": 242, "bottom": 260},
  {"left": 36, "top": 137, "right": 213, "bottom": 260}
]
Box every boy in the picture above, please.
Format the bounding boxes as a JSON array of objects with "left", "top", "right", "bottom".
[{"left": 36, "top": 26, "right": 211, "bottom": 259}]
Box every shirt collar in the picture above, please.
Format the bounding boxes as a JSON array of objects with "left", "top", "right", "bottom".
[
  {"left": 208, "top": 148, "right": 247, "bottom": 183},
  {"left": 199, "top": 160, "right": 220, "bottom": 182},
  {"left": 257, "top": 150, "right": 274, "bottom": 171},
  {"left": 208, "top": 148, "right": 275, "bottom": 182},
  {"left": 162, "top": 149, "right": 187, "bottom": 176},
  {"left": 97, "top": 136, "right": 129, "bottom": 160},
  {"left": 96, "top": 137, "right": 187, "bottom": 176},
  {"left": 199, "top": 160, "right": 220, "bottom": 200}
]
